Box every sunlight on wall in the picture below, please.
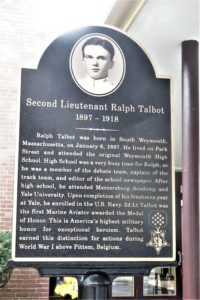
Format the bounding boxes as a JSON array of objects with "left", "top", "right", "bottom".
[{"left": 35, "top": 0, "right": 116, "bottom": 36}]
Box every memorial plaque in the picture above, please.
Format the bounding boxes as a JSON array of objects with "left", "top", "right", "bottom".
[{"left": 12, "top": 26, "right": 176, "bottom": 270}]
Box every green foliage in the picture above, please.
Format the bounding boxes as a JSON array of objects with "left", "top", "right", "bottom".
[{"left": 0, "top": 232, "right": 12, "bottom": 273}]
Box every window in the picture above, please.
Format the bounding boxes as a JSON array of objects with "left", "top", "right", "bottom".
[
  {"left": 143, "top": 267, "right": 176, "bottom": 296},
  {"left": 50, "top": 277, "right": 78, "bottom": 299},
  {"left": 112, "top": 276, "right": 134, "bottom": 297}
]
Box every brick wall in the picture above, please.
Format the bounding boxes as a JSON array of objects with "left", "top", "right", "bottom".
[
  {"left": 0, "top": 269, "right": 49, "bottom": 300},
  {"left": 0, "top": 0, "right": 74, "bottom": 298}
]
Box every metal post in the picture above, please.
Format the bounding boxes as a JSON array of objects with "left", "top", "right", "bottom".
[
  {"left": 182, "top": 40, "right": 199, "bottom": 300},
  {"left": 79, "top": 272, "right": 112, "bottom": 300}
]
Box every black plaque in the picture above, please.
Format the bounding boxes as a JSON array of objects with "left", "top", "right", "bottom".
[{"left": 12, "top": 26, "right": 176, "bottom": 270}]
